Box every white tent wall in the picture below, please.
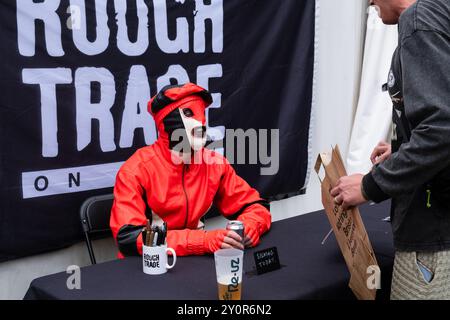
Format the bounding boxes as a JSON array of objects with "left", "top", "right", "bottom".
[
  {"left": 346, "top": 7, "right": 398, "bottom": 175},
  {"left": 0, "top": 0, "right": 379, "bottom": 300},
  {"left": 270, "top": 0, "right": 369, "bottom": 220}
]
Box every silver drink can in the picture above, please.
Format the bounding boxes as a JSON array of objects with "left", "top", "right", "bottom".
[{"left": 226, "top": 220, "right": 245, "bottom": 243}]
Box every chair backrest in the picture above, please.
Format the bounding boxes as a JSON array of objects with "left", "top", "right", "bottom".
[
  {"left": 80, "top": 194, "right": 114, "bottom": 235},
  {"left": 80, "top": 194, "right": 114, "bottom": 264}
]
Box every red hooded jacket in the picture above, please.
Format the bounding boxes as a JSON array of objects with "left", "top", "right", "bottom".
[{"left": 110, "top": 83, "right": 271, "bottom": 257}]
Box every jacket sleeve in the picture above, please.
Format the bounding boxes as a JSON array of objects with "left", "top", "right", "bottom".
[
  {"left": 166, "top": 229, "right": 211, "bottom": 256},
  {"left": 110, "top": 168, "right": 147, "bottom": 257},
  {"left": 214, "top": 159, "right": 272, "bottom": 237},
  {"left": 363, "top": 30, "right": 450, "bottom": 201}
]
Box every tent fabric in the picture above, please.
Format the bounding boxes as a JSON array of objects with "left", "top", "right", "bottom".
[{"left": 346, "top": 7, "right": 398, "bottom": 175}]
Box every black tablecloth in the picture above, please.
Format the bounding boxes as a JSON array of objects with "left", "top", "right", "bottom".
[{"left": 24, "top": 202, "right": 394, "bottom": 300}]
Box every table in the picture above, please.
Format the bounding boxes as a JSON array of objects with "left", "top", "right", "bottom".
[{"left": 24, "top": 202, "right": 394, "bottom": 300}]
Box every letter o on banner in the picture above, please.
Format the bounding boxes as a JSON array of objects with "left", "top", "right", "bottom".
[{"left": 34, "top": 175, "right": 49, "bottom": 191}]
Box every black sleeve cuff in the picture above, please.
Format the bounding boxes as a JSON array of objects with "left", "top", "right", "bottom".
[
  {"left": 117, "top": 224, "right": 144, "bottom": 256},
  {"left": 226, "top": 199, "right": 269, "bottom": 221},
  {"left": 362, "top": 172, "right": 390, "bottom": 203}
]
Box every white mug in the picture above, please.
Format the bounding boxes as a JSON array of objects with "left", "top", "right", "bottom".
[{"left": 142, "top": 244, "right": 177, "bottom": 275}]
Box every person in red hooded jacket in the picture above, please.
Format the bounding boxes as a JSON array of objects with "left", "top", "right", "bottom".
[{"left": 110, "top": 83, "right": 272, "bottom": 257}]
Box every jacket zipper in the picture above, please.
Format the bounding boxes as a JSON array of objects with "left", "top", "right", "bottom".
[{"left": 182, "top": 164, "right": 189, "bottom": 228}]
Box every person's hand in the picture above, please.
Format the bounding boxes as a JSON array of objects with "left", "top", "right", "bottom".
[
  {"left": 242, "top": 221, "right": 261, "bottom": 248},
  {"left": 205, "top": 229, "right": 244, "bottom": 253},
  {"left": 330, "top": 174, "right": 367, "bottom": 210},
  {"left": 370, "top": 141, "right": 391, "bottom": 165},
  {"left": 243, "top": 227, "right": 260, "bottom": 248}
]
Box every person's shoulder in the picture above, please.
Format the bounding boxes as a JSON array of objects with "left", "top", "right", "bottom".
[
  {"left": 416, "top": 0, "right": 450, "bottom": 34},
  {"left": 400, "top": 0, "right": 450, "bottom": 41},
  {"left": 119, "top": 145, "right": 158, "bottom": 174}
]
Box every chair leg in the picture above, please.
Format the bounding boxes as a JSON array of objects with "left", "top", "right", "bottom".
[{"left": 84, "top": 232, "right": 97, "bottom": 265}]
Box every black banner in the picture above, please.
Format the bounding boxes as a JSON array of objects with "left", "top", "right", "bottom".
[{"left": 0, "top": 0, "right": 315, "bottom": 261}]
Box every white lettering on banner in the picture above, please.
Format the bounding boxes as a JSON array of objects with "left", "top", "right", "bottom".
[
  {"left": 156, "top": 64, "right": 190, "bottom": 92},
  {"left": 16, "top": 1, "right": 229, "bottom": 197},
  {"left": 197, "top": 64, "right": 224, "bottom": 141},
  {"left": 120, "top": 65, "right": 156, "bottom": 148},
  {"left": 194, "top": 0, "right": 223, "bottom": 53},
  {"left": 66, "top": 5, "right": 81, "bottom": 30},
  {"left": 22, "top": 162, "right": 124, "bottom": 199},
  {"left": 22, "top": 68, "right": 73, "bottom": 158},
  {"left": 17, "top": 1, "right": 223, "bottom": 57},
  {"left": 75, "top": 67, "right": 117, "bottom": 152},
  {"left": 16, "top": 0, "right": 64, "bottom": 57},
  {"left": 115, "top": 0, "right": 149, "bottom": 56},
  {"left": 22, "top": 64, "right": 222, "bottom": 157},
  {"left": 69, "top": 0, "right": 109, "bottom": 56},
  {"left": 154, "top": 0, "right": 189, "bottom": 53}
]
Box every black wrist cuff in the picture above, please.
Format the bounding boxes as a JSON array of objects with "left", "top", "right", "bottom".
[{"left": 362, "top": 172, "right": 390, "bottom": 203}]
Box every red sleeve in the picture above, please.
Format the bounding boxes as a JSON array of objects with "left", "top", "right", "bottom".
[
  {"left": 214, "top": 159, "right": 271, "bottom": 237},
  {"left": 110, "top": 168, "right": 147, "bottom": 257},
  {"left": 166, "top": 229, "right": 208, "bottom": 256}
]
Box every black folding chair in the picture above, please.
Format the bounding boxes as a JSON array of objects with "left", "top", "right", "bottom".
[{"left": 80, "top": 194, "right": 114, "bottom": 265}]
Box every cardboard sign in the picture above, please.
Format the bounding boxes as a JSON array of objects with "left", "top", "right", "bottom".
[
  {"left": 254, "top": 247, "right": 281, "bottom": 275},
  {"left": 315, "top": 146, "right": 379, "bottom": 300}
]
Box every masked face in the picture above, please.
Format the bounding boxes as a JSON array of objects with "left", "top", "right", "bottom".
[
  {"left": 179, "top": 107, "right": 207, "bottom": 152},
  {"left": 163, "top": 104, "right": 207, "bottom": 158}
]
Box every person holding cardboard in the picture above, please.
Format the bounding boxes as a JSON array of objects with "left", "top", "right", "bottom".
[
  {"left": 331, "top": 0, "right": 450, "bottom": 299},
  {"left": 110, "top": 83, "right": 271, "bottom": 258}
]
